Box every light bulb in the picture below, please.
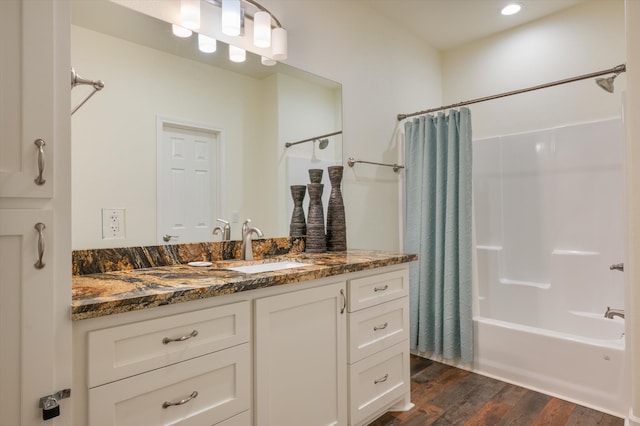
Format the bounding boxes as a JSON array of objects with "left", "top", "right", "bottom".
[
  {"left": 172, "top": 24, "right": 192, "bottom": 38},
  {"left": 229, "top": 45, "right": 246, "bottom": 62},
  {"left": 222, "top": 0, "right": 242, "bottom": 36},
  {"left": 501, "top": 3, "right": 522, "bottom": 16},
  {"left": 198, "top": 34, "right": 217, "bottom": 53},
  {"left": 272, "top": 27, "right": 287, "bottom": 60},
  {"left": 181, "top": 0, "right": 200, "bottom": 30},
  {"left": 253, "top": 11, "right": 271, "bottom": 48},
  {"left": 261, "top": 56, "right": 276, "bottom": 66}
]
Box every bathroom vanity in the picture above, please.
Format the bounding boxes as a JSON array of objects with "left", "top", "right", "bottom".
[{"left": 71, "top": 243, "right": 416, "bottom": 426}]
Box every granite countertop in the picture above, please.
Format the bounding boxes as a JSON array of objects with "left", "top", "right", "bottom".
[{"left": 72, "top": 249, "right": 417, "bottom": 321}]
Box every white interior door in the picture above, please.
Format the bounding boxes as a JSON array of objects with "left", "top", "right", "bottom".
[{"left": 157, "top": 120, "right": 223, "bottom": 244}]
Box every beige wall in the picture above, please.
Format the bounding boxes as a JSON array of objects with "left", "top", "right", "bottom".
[
  {"left": 442, "top": 0, "right": 625, "bottom": 139},
  {"left": 263, "top": 0, "right": 443, "bottom": 251}
]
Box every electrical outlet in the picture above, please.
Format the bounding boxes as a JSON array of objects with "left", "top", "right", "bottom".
[
  {"left": 231, "top": 211, "right": 239, "bottom": 223},
  {"left": 102, "top": 208, "right": 125, "bottom": 239}
]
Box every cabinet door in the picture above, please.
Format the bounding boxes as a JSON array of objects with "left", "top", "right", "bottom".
[
  {"left": 0, "top": 209, "right": 59, "bottom": 425},
  {"left": 255, "top": 282, "right": 347, "bottom": 426},
  {"left": 0, "top": 0, "right": 55, "bottom": 198}
]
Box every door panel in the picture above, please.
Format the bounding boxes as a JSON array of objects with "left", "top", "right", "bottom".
[{"left": 0, "top": 209, "right": 55, "bottom": 425}]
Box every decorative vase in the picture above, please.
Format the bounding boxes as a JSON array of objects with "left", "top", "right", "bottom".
[
  {"left": 326, "top": 166, "right": 347, "bottom": 251},
  {"left": 308, "top": 168, "right": 323, "bottom": 184},
  {"left": 289, "top": 185, "right": 307, "bottom": 238},
  {"left": 305, "top": 182, "right": 326, "bottom": 253}
]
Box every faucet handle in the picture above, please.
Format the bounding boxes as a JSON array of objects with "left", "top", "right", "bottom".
[
  {"left": 216, "top": 219, "right": 231, "bottom": 240},
  {"left": 242, "top": 219, "right": 251, "bottom": 236}
]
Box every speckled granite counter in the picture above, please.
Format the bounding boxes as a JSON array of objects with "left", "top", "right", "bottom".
[{"left": 72, "top": 240, "right": 417, "bottom": 321}]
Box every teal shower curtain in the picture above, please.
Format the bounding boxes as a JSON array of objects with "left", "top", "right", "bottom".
[{"left": 404, "top": 108, "right": 473, "bottom": 363}]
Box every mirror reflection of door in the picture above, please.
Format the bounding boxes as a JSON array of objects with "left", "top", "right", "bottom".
[{"left": 157, "top": 119, "right": 224, "bottom": 244}]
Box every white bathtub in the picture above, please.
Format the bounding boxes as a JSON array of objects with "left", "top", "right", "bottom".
[{"left": 473, "top": 315, "right": 627, "bottom": 417}]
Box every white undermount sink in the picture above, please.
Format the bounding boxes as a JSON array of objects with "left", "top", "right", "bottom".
[{"left": 226, "top": 261, "right": 311, "bottom": 274}]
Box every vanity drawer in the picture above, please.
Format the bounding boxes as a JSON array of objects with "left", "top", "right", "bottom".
[
  {"left": 88, "top": 301, "right": 250, "bottom": 388},
  {"left": 217, "top": 410, "right": 251, "bottom": 426},
  {"left": 348, "top": 342, "right": 410, "bottom": 426},
  {"left": 348, "top": 268, "right": 408, "bottom": 312},
  {"left": 348, "top": 297, "right": 409, "bottom": 364},
  {"left": 88, "top": 343, "right": 250, "bottom": 426}
]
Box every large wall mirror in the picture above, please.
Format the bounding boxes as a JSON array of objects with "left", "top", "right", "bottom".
[{"left": 71, "top": 0, "right": 343, "bottom": 250}]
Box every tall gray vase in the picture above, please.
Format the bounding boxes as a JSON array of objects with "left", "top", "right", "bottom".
[
  {"left": 326, "top": 166, "right": 346, "bottom": 251},
  {"left": 306, "top": 183, "right": 326, "bottom": 252},
  {"left": 289, "top": 185, "right": 307, "bottom": 238}
]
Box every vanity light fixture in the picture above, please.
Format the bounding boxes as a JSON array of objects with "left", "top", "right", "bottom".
[
  {"left": 261, "top": 56, "right": 276, "bottom": 66},
  {"left": 198, "top": 34, "right": 217, "bottom": 53},
  {"left": 271, "top": 26, "right": 287, "bottom": 60},
  {"left": 222, "top": 0, "right": 242, "bottom": 36},
  {"left": 171, "top": 0, "right": 288, "bottom": 63},
  {"left": 229, "top": 45, "right": 246, "bottom": 62},
  {"left": 172, "top": 24, "right": 193, "bottom": 38},
  {"left": 500, "top": 2, "right": 522, "bottom": 16},
  {"left": 181, "top": 0, "right": 201, "bottom": 30},
  {"left": 253, "top": 10, "right": 271, "bottom": 47}
]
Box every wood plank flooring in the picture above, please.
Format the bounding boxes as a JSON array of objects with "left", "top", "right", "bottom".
[{"left": 368, "top": 355, "right": 625, "bottom": 426}]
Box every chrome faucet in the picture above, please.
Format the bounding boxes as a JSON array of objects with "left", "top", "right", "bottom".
[
  {"left": 241, "top": 219, "right": 263, "bottom": 260},
  {"left": 605, "top": 307, "right": 625, "bottom": 319},
  {"left": 212, "top": 219, "right": 231, "bottom": 240}
]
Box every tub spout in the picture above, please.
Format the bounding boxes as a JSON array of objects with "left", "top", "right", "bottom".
[{"left": 604, "top": 307, "right": 624, "bottom": 319}]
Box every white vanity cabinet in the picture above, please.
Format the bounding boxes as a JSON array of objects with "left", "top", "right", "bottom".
[
  {"left": 74, "top": 263, "right": 413, "bottom": 426},
  {"left": 346, "top": 268, "right": 412, "bottom": 426},
  {"left": 82, "top": 302, "right": 251, "bottom": 426},
  {"left": 254, "top": 280, "right": 348, "bottom": 426}
]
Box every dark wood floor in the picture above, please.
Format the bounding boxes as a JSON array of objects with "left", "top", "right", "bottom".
[{"left": 369, "top": 355, "right": 625, "bottom": 426}]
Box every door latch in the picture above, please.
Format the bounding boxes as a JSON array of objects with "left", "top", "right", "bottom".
[{"left": 39, "top": 389, "right": 70, "bottom": 421}]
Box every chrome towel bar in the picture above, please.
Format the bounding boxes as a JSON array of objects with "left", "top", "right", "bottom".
[{"left": 347, "top": 157, "right": 404, "bottom": 173}]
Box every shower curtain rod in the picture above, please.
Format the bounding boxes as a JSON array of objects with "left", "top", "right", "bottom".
[
  {"left": 397, "top": 63, "right": 626, "bottom": 121},
  {"left": 285, "top": 130, "right": 342, "bottom": 148}
]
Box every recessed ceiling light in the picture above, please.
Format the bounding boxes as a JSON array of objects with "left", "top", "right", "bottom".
[{"left": 501, "top": 3, "right": 522, "bottom": 16}]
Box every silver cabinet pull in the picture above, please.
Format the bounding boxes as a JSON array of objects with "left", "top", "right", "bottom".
[
  {"left": 373, "top": 322, "right": 389, "bottom": 331},
  {"left": 162, "top": 391, "right": 198, "bottom": 409},
  {"left": 374, "top": 374, "right": 389, "bottom": 384},
  {"left": 374, "top": 284, "right": 388, "bottom": 292},
  {"left": 34, "top": 139, "right": 46, "bottom": 185},
  {"left": 162, "top": 330, "right": 198, "bottom": 344},
  {"left": 340, "top": 289, "right": 346, "bottom": 314},
  {"left": 163, "top": 234, "right": 179, "bottom": 242},
  {"left": 34, "top": 223, "right": 46, "bottom": 269}
]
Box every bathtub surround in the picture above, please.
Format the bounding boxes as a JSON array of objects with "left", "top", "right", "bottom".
[
  {"left": 404, "top": 108, "right": 474, "bottom": 363},
  {"left": 472, "top": 118, "right": 625, "bottom": 416}
]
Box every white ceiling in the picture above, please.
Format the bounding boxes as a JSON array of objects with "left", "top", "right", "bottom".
[{"left": 363, "top": 0, "right": 588, "bottom": 51}]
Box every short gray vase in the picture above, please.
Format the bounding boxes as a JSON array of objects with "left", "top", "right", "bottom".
[
  {"left": 308, "top": 168, "right": 323, "bottom": 184},
  {"left": 305, "top": 182, "right": 326, "bottom": 253},
  {"left": 326, "top": 166, "right": 346, "bottom": 251},
  {"left": 289, "top": 185, "right": 307, "bottom": 238}
]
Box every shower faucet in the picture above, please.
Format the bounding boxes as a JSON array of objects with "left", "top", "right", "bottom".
[{"left": 604, "top": 307, "right": 624, "bottom": 319}]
